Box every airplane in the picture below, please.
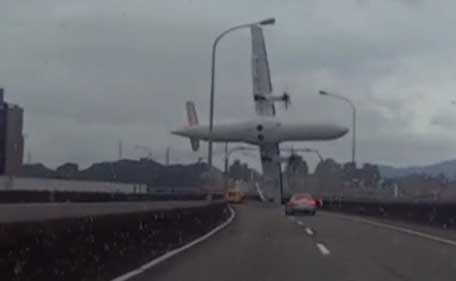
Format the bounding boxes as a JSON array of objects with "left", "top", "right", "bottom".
[{"left": 172, "top": 26, "right": 348, "bottom": 203}]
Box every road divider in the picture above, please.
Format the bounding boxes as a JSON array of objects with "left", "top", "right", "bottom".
[
  {"left": 0, "top": 190, "right": 224, "bottom": 203},
  {"left": 321, "top": 198, "right": 456, "bottom": 229},
  {"left": 112, "top": 206, "right": 235, "bottom": 281},
  {"left": 0, "top": 201, "right": 230, "bottom": 281}
]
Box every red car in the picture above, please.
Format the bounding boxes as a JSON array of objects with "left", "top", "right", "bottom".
[{"left": 285, "top": 193, "right": 317, "bottom": 216}]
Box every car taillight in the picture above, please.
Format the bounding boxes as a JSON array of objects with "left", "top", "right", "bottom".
[{"left": 301, "top": 199, "right": 315, "bottom": 206}]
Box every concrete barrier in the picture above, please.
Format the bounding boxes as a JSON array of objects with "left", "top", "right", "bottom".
[
  {"left": 321, "top": 199, "right": 456, "bottom": 229},
  {"left": 0, "top": 190, "right": 224, "bottom": 204},
  {"left": 0, "top": 176, "right": 147, "bottom": 194},
  {"left": 0, "top": 202, "right": 229, "bottom": 281}
]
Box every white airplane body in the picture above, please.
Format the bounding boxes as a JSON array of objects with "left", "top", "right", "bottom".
[
  {"left": 173, "top": 119, "right": 347, "bottom": 144},
  {"left": 173, "top": 26, "right": 348, "bottom": 203}
]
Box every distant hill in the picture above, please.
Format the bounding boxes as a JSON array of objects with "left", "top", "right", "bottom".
[
  {"left": 20, "top": 158, "right": 217, "bottom": 187},
  {"left": 22, "top": 158, "right": 456, "bottom": 183},
  {"left": 77, "top": 159, "right": 163, "bottom": 183},
  {"left": 21, "top": 163, "right": 57, "bottom": 178},
  {"left": 379, "top": 159, "right": 456, "bottom": 180}
]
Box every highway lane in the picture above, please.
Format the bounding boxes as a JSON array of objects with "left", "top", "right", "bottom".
[
  {"left": 0, "top": 201, "right": 213, "bottom": 223},
  {"left": 127, "top": 202, "right": 456, "bottom": 281}
]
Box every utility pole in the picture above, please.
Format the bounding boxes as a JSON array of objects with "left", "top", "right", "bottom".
[
  {"left": 166, "top": 146, "right": 170, "bottom": 166},
  {"left": 118, "top": 140, "right": 123, "bottom": 160},
  {"left": 224, "top": 143, "right": 229, "bottom": 190},
  {"left": 224, "top": 143, "right": 229, "bottom": 175},
  {"left": 23, "top": 134, "right": 30, "bottom": 164}
]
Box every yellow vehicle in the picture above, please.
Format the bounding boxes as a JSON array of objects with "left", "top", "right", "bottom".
[{"left": 225, "top": 186, "right": 244, "bottom": 203}]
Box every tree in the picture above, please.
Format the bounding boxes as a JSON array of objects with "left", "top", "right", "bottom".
[
  {"left": 314, "top": 158, "right": 343, "bottom": 192},
  {"left": 285, "top": 154, "right": 308, "bottom": 176},
  {"left": 229, "top": 159, "right": 251, "bottom": 181},
  {"left": 361, "top": 163, "right": 381, "bottom": 187},
  {"left": 342, "top": 162, "right": 356, "bottom": 181},
  {"left": 56, "top": 163, "right": 79, "bottom": 179},
  {"left": 315, "top": 158, "right": 342, "bottom": 177}
]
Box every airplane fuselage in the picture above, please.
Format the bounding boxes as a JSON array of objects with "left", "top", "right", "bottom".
[
  {"left": 173, "top": 25, "right": 349, "bottom": 203},
  {"left": 172, "top": 119, "right": 348, "bottom": 145}
]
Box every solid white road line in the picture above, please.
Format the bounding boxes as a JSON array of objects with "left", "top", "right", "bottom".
[
  {"left": 110, "top": 206, "right": 236, "bottom": 281},
  {"left": 305, "top": 227, "right": 314, "bottom": 236},
  {"left": 316, "top": 243, "right": 331, "bottom": 256},
  {"left": 327, "top": 212, "right": 456, "bottom": 247}
]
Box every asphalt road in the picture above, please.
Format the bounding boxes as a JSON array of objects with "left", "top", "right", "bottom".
[
  {"left": 0, "top": 201, "right": 212, "bottom": 223},
  {"left": 128, "top": 201, "right": 456, "bottom": 281}
]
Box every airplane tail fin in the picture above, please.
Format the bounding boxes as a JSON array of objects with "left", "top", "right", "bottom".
[
  {"left": 186, "top": 101, "right": 198, "bottom": 127},
  {"left": 185, "top": 101, "right": 200, "bottom": 151}
]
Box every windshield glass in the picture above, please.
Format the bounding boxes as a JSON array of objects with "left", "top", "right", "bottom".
[{"left": 2, "top": 1, "right": 456, "bottom": 280}]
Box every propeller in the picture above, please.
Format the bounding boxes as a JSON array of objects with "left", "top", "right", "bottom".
[{"left": 282, "top": 91, "right": 291, "bottom": 109}]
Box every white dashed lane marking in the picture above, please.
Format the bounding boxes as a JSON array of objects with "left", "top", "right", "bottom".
[
  {"left": 316, "top": 243, "right": 331, "bottom": 256},
  {"left": 305, "top": 227, "right": 314, "bottom": 236},
  {"left": 288, "top": 217, "right": 329, "bottom": 256}
]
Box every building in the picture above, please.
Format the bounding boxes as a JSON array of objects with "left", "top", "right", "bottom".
[{"left": 0, "top": 89, "right": 24, "bottom": 175}]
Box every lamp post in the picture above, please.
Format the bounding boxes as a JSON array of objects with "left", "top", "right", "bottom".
[
  {"left": 319, "top": 90, "right": 356, "bottom": 165},
  {"left": 207, "top": 18, "right": 276, "bottom": 171}
]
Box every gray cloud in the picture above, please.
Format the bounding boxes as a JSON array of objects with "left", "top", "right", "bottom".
[{"left": 2, "top": 0, "right": 456, "bottom": 169}]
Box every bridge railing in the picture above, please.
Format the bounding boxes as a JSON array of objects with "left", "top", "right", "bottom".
[
  {"left": 0, "top": 201, "right": 230, "bottom": 281},
  {"left": 321, "top": 197, "right": 456, "bottom": 229}
]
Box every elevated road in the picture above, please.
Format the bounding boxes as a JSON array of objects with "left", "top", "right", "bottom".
[{"left": 128, "top": 202, "right": 456, "bottom": 281}]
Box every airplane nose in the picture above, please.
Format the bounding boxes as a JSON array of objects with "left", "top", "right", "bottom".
[
  {"left": 338, "top": 126, "right": 349, "bottom": 137},
  {"left": 171, "top": 128, "right": 187, "bottom": 136}
]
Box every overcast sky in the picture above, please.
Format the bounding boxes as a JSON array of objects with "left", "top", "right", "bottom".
[{"left": 2, "top": 0, "right": 456, "bottom": 169}]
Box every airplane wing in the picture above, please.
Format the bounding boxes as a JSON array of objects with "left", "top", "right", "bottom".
[
  {"left": 252, "top": 26, "right": 284, "bottom": 202},
  {"left": 259, "top": 143, "right": 284, "bottom": 202},
  {"left": 251, "top": 26, "right": 275, "bottom": 117}
]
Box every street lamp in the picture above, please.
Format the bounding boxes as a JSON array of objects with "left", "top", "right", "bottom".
[
  {"left": 208, "top": 18, "right": 276, "bottom": 171},
  {"left": 319, "top": 90, "right": 357, "bottom": 164}
]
